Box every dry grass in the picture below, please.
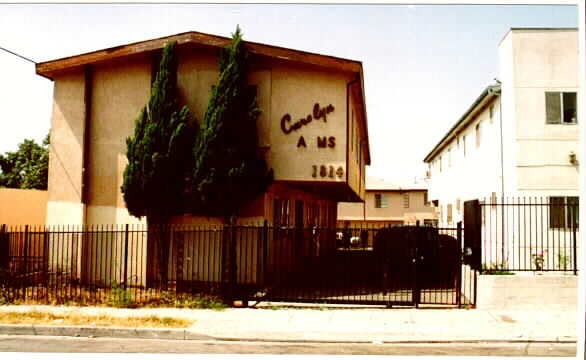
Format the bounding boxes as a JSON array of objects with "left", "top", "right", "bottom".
[{"left": 0, "top": 311, "right": 193, "bottom": 328}]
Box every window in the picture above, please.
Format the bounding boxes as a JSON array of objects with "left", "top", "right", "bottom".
[
  {"left": 447, "top": 204, "right": 453, "bottom": 224},
  {"left": 456, "top": 198, "right": 461, "bottom": 212},
  {"left": 475, "top": 123, "right": 481, "bottom": 148},
  {"left": 462, "top": 135, "right": 466, "bottom": 157},
  {"left": 273, "top": 199, "right": 290, "bottom": 227},
  {"left": 489, "top": 104, "right": 494, "bottom": 123},
  {"left": 439, "top": 156, "right": 442, "bottom": 172},
  {"left": 550, "top": 196, "right": 579, "bottom": 229},
  {"left": 403, "top": 193, "right": 410, "bottom": 209},
  {"left": 546, "top": 92, "right": 577, "bottom": 124},
  {"left": 374, "top": 194, "right": 388, "bottom": 208},
  {"left": 448, "top": 147, "right": 452, "bottom": 167},
  {"left": 423, "top": 191, "right": 428, "bottom": 206}
]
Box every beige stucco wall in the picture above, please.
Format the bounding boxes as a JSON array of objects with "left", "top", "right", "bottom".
[
  {"left": 85, "top": 57, "right": 152, "bottom": 225},
  {"left": 346, "top": 84, "right": 366, "bottom": 199},
  {"left": 338, "top": 189, "right": 436, "bottom": 224},
  {"left": 47, "top": 70, "right": 87, "bottom": 226},
  {"left": 270, "top": 62, "right": 351, "bottom": 184},
  {"left": 0, "top": 188, "right": 47, "bottom": 226},
  {"left": 509, "top": 29, "right": 579, "bottom": 195},
  {"left": 46, "top": 46, "right": 367, "bottom": 227}
]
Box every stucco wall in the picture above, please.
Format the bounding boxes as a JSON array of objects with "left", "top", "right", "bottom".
[
  {"left": 510, "top": 29, "right": 579, "bottom": 195},
  {"left": 347, "top": 84, "right": 366, "bottom": 199},
  {"left": 427, "top": 29, "right": 579, "bottom": 227},
  {"left": 0, "top": 188, "right": 47, "bottom": 226},
  {"left": 427, "top": 96, "right": 502, "bottom": 226},
  {"left": 85, "top": 57, "right": 152, "bottom": 225},
  {"left": 338, "top": 189, "right": 436, "bottom": 224},
  {"left": 270, "top": 61, "right": 351, "bottom": 184},
  {"left": 47, "top": 70, "right": 86, "bottom": 226},
  {"left": 46, "top": 45, "right": 366, "bottom": 226}
]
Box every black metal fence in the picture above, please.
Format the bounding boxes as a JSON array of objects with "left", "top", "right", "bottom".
[
  {"left": 479, "top": 197, "right": 579, "bottom": 273},
  {"left": 0, "top": 223, "right": 476, "bottom": 307}
]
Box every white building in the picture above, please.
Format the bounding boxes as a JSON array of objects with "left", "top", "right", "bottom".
[{"left": 424, "top": 28, "right": 578, "bottom": 227}]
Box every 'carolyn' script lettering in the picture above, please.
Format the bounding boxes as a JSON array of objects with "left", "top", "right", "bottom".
[{"left": 281, "top": 103, "right": 335, "bottom": 135}]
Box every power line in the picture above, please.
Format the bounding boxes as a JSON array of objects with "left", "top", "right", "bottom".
[{"left": 0, "top": 46, "right": 36, "bottom": 64}]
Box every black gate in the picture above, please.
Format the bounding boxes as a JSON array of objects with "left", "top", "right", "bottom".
[{"left": 244, "top": 224, "right": 475, "bottom": 308}]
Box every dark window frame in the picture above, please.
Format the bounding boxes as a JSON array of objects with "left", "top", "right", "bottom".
[
  {"left": 546, "top": 92, "right": 577, "bottom": 125},
  {"left": 549, "top": 196, "right": 579, "bottom": 229}
]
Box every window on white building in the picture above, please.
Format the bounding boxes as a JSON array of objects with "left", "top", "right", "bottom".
[
  {"left": 448, "top": 147, "right": 452, "bottom": 167},
  {"left": 489, "top": 104, "right": 494, "bottom": 123},
  {"left": 546, "top": 92, "right": 577, "bottom": 124},
  {"left": 374, "top": 194, "right": 388, "bottom": 208},
  {"left": 463, "top": 135, "right": 466, "bottom": 157},
  {"left": 447, "top": 204, "right": 453, "bottom": 224},
  {"left": 424, "top": 191, "right": 428, "bottom": 206},
  {"left": 549, "top": 196, "right": 579, "bottom": 229},
  {"left": 475, "top": 123, "right": 481, "bottom": 148},
  {"left": 403, "top": 193, "right": 410, "bottom": 209}
]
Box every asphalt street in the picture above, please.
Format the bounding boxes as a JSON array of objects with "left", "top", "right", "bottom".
[{"left": 0, "top": 335, "right": 577, "bottom": 356}]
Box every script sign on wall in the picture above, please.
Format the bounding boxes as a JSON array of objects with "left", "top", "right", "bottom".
[
  {"left": 280, "top": 103, "right": 336, "bottom": 149},
  {"left": 279, "top": 102, "right": 343, "bottom": 179}
]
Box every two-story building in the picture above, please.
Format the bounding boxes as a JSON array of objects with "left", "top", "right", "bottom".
[
  {"left": 35, "top": 31, "right": 371, "bottom": 286},
  {"left": 337, "top": 177, "right": 437, "bottom": 228},
  {"left": 424, "top": 28, "right": 578, "bottom": 227},
  {"left": 36, "top": 31, "right": 370, "bottom": 230},
  {"left": 423, "top": 28, "right": 579, "bottom": 271}
]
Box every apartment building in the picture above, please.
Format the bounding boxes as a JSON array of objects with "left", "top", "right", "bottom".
[
  {"left": 424, "top": 28, "right": 578, "bottom": 227},
  {"left": 337, "top": 177, "right": 437, "bottom": 227}
]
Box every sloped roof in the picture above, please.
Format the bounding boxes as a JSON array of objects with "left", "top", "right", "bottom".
[
  {"left": 35, "top": 30, "right": 371, "bottom": 165},
  {"left": 366, "top": 177, "right": 428, "bottom": 191},
  {"left": 36, "top": 30, "right": 363, "bottom": 79},
  {"left": 423, "top": 83, "right": 501, "bottom": 163}
]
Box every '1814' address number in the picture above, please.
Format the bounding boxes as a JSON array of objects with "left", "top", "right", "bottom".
[{"left": 312, "top": 165, "right": 344, "bottom": 179}]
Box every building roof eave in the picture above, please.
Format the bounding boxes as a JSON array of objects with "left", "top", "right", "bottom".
[
  {"left": 36, "top": 30, "right": 363, "bottom": 79},
  {"left": 423, "top": 83, "right": 501, "bottom": 163}
]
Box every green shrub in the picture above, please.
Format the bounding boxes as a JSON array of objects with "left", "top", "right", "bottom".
[
  {"left": 480, "top": 263, "right": 514, "bottom": 275},
  {"left": 109, "top": 281, "right": 133, "bottom": 308}
]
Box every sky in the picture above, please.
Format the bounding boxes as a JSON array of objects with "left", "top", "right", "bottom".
[{"left": 0, "top": 3, "right": 579, "bottom": 183}]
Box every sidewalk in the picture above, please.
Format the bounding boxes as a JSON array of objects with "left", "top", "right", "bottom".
[{"left": 0, "top": 303, "right": 577, "bottom": 343}]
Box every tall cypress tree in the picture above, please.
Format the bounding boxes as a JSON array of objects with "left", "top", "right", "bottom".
[
  {"left": 121, "top": 41, "right": 194, "bottom": 221},
  {"left": 121, "top": 41, "right": 195, "bottom": 288},
  {"left": 191, "top": 26, "right": 272, "bottom": 219}
]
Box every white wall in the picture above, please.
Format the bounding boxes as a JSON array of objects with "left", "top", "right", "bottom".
[
  {"left": 427, "top": 29, "right": 579, "bottom": 227},
  {"left": 427, "top": 95, "right": 502, "bottom": 226},
  {"left": 509, "top": 29, "right": 579, "bottom": 197}
]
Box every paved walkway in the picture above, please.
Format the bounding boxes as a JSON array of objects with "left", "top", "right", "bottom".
[{"left": 0, "top": 303, "right": 577, "bottom": 343}]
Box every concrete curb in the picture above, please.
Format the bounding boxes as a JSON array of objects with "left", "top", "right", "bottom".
[
  {"left": 0, "top": 324, "right": 577, "bottom": 344},
  {"left": 0, "top": 324, "right": 214, "bottom": 341}
]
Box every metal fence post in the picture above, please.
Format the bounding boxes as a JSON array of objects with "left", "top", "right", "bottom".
[
  {"left": 456, "top": 221, "right": 462, "bottom": 307},
  {"left": 124, "top": 224, "right": 129, "bottom": 290},
  {"left": 262, "top": 220, "right": 268, "bottom": 286},
  {"left": 24, "top": 225, "right": 30, "bottom": 281},
  {"left": 572, "top": 218, "right": 577, "bottom": 276},
  {"left": 0, "top": 224, "right": 7, "bottom": 270}
]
